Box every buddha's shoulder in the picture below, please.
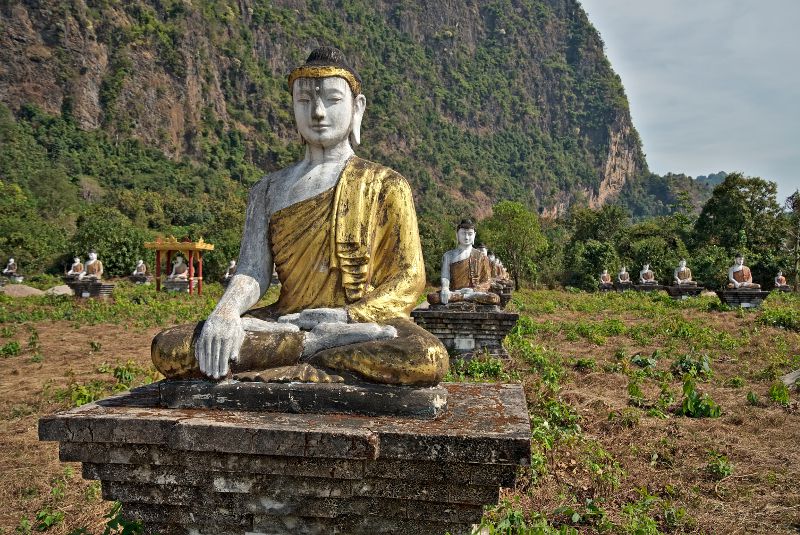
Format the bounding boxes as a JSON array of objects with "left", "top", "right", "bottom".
[{"left": 350, "top": 156, "right": 408, "bottom": 186}]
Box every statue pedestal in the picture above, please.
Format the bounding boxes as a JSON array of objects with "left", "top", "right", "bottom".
[
  {"left": 65, "top": 280, "right": 115, "bottom": 298},
  {"left": 39, "top": 382, "right": 530, "bottom": 535},
  {"left": 129, "top": 274, "right": 152, "bottom": 285},
  {"left": 716, "top": 289, "right": 770, "bottom": 308},
  {"left": 162, "top": 278, "right": 198, "bottom": 293},
  {"left": 598, "top": 284, "right": 614, "bottom": 293},
  {"left": 411, "top": 308, "right": 519, "bottom": 359},
  {"left": 614, "top": 282, "right": 633, "bottom": 291},
  {"left": 633, "top": 284, "right": 666, "bottom": 293},
  {"left": 666, "top": 286, "right": 704, "bottom": 300}
]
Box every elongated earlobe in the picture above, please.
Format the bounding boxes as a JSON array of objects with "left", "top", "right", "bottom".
[{"left": 349, "top": 94, "right": 366, "bottom": 146}]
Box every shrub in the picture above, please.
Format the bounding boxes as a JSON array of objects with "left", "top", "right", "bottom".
[{"left": 678, "top": 377, "right": 721, "bottom": 418}]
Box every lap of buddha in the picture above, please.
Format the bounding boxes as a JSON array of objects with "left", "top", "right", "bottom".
[
  {"left": 640, "top": 271, "right": 657, "bottom": 284},
  {"left": 170, "top": 263, "right": 188, "bottom": 280},
  {"left": 675, "top": 268, "right": 697, "bottom": 286},
  {"left": 84, "top": 261, "right": 102, "bottom": 279},
  {"left": 427, "top": 250, "right": 500, "bottom": 305},
  {"left": 728, "top": 266, "right": 760, "bottom": 289},
  {"left": 152, "top": 157, "right": 448, "bottom": 386}
]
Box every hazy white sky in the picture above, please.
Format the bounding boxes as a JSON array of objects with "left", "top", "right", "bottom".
[{"left": 579, "top": 0, "right": 800, "bottom": 200}]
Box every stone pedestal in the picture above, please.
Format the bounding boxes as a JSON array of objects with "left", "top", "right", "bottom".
[
  {"left": 39, "top": 382, "right": 530, "bottom": 535},
  {"left": 163, "top": 278, "right": 197, "bottom": 293},
  {"left": 634, "top": 284, "right": 666, "bottom": 293},
  {"left": 65, "top": 280, "right": 115, "bottom": 298},
  {"left": 129, "top": 275, "right": 153, "bottom": 285},
  {"left": 614, "top": 281, "right": 633, "bottom": 291},
  {"left": 716, "top": 289, "right": 770, "bottom": 308},
  {"left": 666, "top": 285, "right": 704, "bottom": 300},
  {"left": 411, "top": 308, "right": 518, "bottom": 359}
]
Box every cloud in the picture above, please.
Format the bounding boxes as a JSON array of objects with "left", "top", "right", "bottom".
[{"left": 579, "top": 0, "right": 800, "bottom": 198}]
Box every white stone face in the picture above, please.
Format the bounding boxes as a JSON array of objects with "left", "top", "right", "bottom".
[
  {"left": 293, "top": 77, "right": 356, "bottom": 149},
  {"left": 456, "top": 227, "right": 475, "bottom": 247}
]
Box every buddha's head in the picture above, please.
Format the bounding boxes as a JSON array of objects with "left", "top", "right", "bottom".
[
  {"left": 289, "top": 47, "right": 366, "bottom": 149},
  {"left": 174, "top": 256, "right": 184, "bottom": 265},
  {"left": 679, "top": 259, "right": 687, "bottom": 269},
  {"left": 620, "top": 266, "right": 627, "bottom": 273},
  {"left": 229, "top": 260, "right": 237, "bottom": 267},
  {"left": 73, "top": 257, "right": 80, "bottom": 264},
  {"left": 778, "top": 270, "right": 784, "bottom": 277},
  {"left": 602, "top": 269, "right": 608, "bottom": 275},
  {"left": 136, "top": 260, "right": 143, "bottom": 266},
  {"left": 7, "top": 258, "right": 13, "bottom": 264},
  {"left": 643, "top": 263, "right": 650, "bottom": 271},
  {"left": 456, "top": 219, "right": 476, "bottom": 247},
  {"left": 88, "top": 251, "right": 97, "bottom": 262},
  {"left": 734, "top": 253, "right": 744, "bottom": 267}
]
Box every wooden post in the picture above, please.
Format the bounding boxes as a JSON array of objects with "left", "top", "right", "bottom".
[
  {"left": 198, "top": 253, "right": 203, "bottom": 295},
  {"left": 155, "top": 250, "right": 162, "bottom": 292},
  {"left": 188, "top": 250, "right": 195, "bottom": 295}
]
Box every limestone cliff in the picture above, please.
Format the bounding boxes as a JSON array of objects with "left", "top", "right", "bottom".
[{"left": 0, "top": 0, "right": 646, "bottom": 216}]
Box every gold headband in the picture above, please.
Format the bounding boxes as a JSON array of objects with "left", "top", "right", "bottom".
[{"left": 287, "top": 66, "right": 361, "bottom": 95}]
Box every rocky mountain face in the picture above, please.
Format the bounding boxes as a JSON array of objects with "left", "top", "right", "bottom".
[{"left": 0, "top": 0, "right": 648, "bottom": 219}]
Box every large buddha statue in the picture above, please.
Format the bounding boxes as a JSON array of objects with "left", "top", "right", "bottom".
[
  {"left": 168, "top": 256, "right": 189, "bottom": 281},
  {"left": 79, "top": 252, "right": 103, "bottom": 281},
  {"left": 727, "top": 253, "right": 760, "bottom": 289},
  {"left": 427, "top": 219, "right": 499, "bottom": 306},
  {"left": 673, "top": 259, "right": 697, "bottom": 286},
  {"left": 639, "top": 263, "right": 657, "bottom": 285},
  {"left": 151, "top": 47, "right": 448, "bottom": 386},
  {"left": 775, "top": 271, "right": 790, "bottom": 291},
  {"left": 2, "top": 258, "right": 17, "bottom": 276}
]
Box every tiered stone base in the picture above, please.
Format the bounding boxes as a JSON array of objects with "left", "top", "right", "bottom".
[
  {"left": 666, "top": 286, "right": 704, "bottom": 299},
  {"left": 65, "top": 280, "right": 115, "bottom": 298},
  {"left": 128, "top": 275, "right": 152, "bottom": 284},
  {"left": 716, "top": 289, "right": 770, "bottom": 308},
  {"left": 39, "top": 382, "right": 530, "bottom": 535},
  {"left": 614, "top": 282, "right": 633, "bottom": 291},
  {"left": 634, "top": 284, "right": 666, "bottom": 292},
  {"left": 411, "top": 308, "right": 518, "bottom": 359},
  {"left": 162, "top": 278, "right": 197, "bottom": 292}
]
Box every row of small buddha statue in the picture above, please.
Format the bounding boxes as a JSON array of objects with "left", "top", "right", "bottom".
[
  {"left": 599, "top": 254, "right": 790, "bottom": 291},
  {"left": 65, "top": 252, "right": 104, "bottom": 281},
  {"left": 427, "top": 219, "right": 511, "bottom": 307}
]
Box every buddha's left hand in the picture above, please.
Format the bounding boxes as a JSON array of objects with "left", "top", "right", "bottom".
[{"left": 278, "top": 307, "right": 348, "bottom": 330}]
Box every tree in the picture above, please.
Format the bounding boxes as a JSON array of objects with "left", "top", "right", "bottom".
[
  {"left": 70, "top": 207, "right": 151, "bottom": 277},
  {"left": 784, "top": 191, "right": 800, "bottom": 290},
  {"left": 479, "top": 201, "right": 547, "bottom": 289}
]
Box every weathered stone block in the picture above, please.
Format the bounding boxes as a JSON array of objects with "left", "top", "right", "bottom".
[
  {"left": 40, "top": 382, "right": 530, "bottom": 535},
  {"left": 411, "top": 309, "right": 519, "bottom": 359}
]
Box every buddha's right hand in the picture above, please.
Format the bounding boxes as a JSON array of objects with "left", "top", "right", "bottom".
[
  {"left": 195, "top": 312, "right": 245, "bottom": 379},
  {"left": 440, "top": 288, "right": 451, "bottom": 305}
]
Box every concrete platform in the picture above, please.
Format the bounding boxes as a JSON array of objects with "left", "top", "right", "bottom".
[
  {"left": 411, "top": 308, "right": 519, "bottom": 359},
  {"left": 158, "top": 380, "right": 448, "bottom": 419},
  {"left": 40, "top": 382, "right": 530, "bottom": 535},
  {"left": 716, "top": 289, "right": 770, "bottom": 308}
]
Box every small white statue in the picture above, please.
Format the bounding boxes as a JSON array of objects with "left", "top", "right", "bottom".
[
  {"left": 2, "top": 258, "right": 17, "bottom": 276},
  {"left": 79, "top": 252, "right": 103, "bottom": 281},
  {"left": 168, "top": 256, "right": 189, "bottom": 281},
  {"left": 673, "top": 259, "right": 697, "bottom": 286},
  {"left": 617, "top": 266, "right": 631, "bottom": 283},
  {"left": 66, "top": 257, "right": 83, "bottom": 278},
  {"left": 727, "top": 253, "right": 760, "bottom": 289},
  {"left": 775, "top": 270, "right": 790, "bottom": 290},
  {"left": 427, "top": 219, "right": 498, "bottom": 305},
  {"left": 639, "top": 263, "right": 657, "bottom": 285},
  {"left": 132, "top": 260, "right": 147, "bottom": 276},
  {"left": 599, "top": 269, "right": 613, "bottom": 289},
  {"left": 224, "top": 260, "right": 237, "bottom": 280}
]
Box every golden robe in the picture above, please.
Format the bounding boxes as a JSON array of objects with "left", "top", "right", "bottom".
[{"left": 152, "top": 157, "right": 448, "bottom": 386}]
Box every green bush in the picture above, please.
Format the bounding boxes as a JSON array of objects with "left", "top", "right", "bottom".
[{"left": 678, "top": 377, "right": 721, "bottom": 418}]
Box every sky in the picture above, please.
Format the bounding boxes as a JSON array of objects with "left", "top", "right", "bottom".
[{"left": 579, "top": 0, "right": 800, "bottom": 200}]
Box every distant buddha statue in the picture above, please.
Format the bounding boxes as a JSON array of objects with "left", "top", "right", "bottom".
[
  {"left": 599, "top": 269, "right": 613, "bottom": 290},
  {"left": 65, "top": 257, "right": 83, "bottom": 278},
  {"left": 224, "top": 260, "right": 237, "bottom": 280},
  {"left": 639, "top": 263, "right": 657, "bottom": 285},
  {"left": 727, "top": 253, "right": 760, "bottom": 289},
  {"left": 673, "top": 259, "right": 697, "bottom": 286},
  {"left": 617, "top": 266, "right": 631, "bottom": 284},
  {"left": 168, "top": 256, "right": 189, "bottom": 281},
  {"left": 2, "top": 258, "right": 17, "bottom": 276},
  {"left": 79, "top": 252, "right": 103, "bottom": 281},
  {"left": 427, "top": 219, "right": 499, "bottom": 306},
  {"left": 775, "top": 270, "right": 790, "bottom": 290},
  {"left": 132, "top": 260, "right": 147, "bottom": 276},
  {"left": 151, "top": 47, "right": 447, "bottom": 385}
]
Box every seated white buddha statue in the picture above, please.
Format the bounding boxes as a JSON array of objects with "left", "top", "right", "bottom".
[
  {"left": 167, "top": 256, "right": 189, "bottom": 281},
  {"left": 673, "top": 259, "right": 697, "bottom": 286},
  {"left": 150, "top": 47, "right": 448, "bottom": 386},
  {"left": 775, "top": 270, "right": 790, "bottom": 290},
  {"left": 617, "top": 266, "right": 631, "bottom": 284},
  {"left": 427, "top": 219, "right": 499, "bottom": 306},
  {"left": 639, "top": 263, "right": 657, "bottom": 285},
  {"left": 727, "top": 253, "right": 760, "bottom": 289},
  {"left": 79, "top": 252, "right": 103, "bottom": 281},
  {"left": 599, "top": 269, "right": 613, "bottom": 289},
  {"left": 66, "top": 257, "right": 83, "bottom": 278},
  {"left": 2, "top": 258, "right": 17, "bottom": 276},
  {"left": 224, "top": 260, "right": 237, "bottom": 280},
  {"left": 132, "top": 260, "right": 147, "bottom": 276}
]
